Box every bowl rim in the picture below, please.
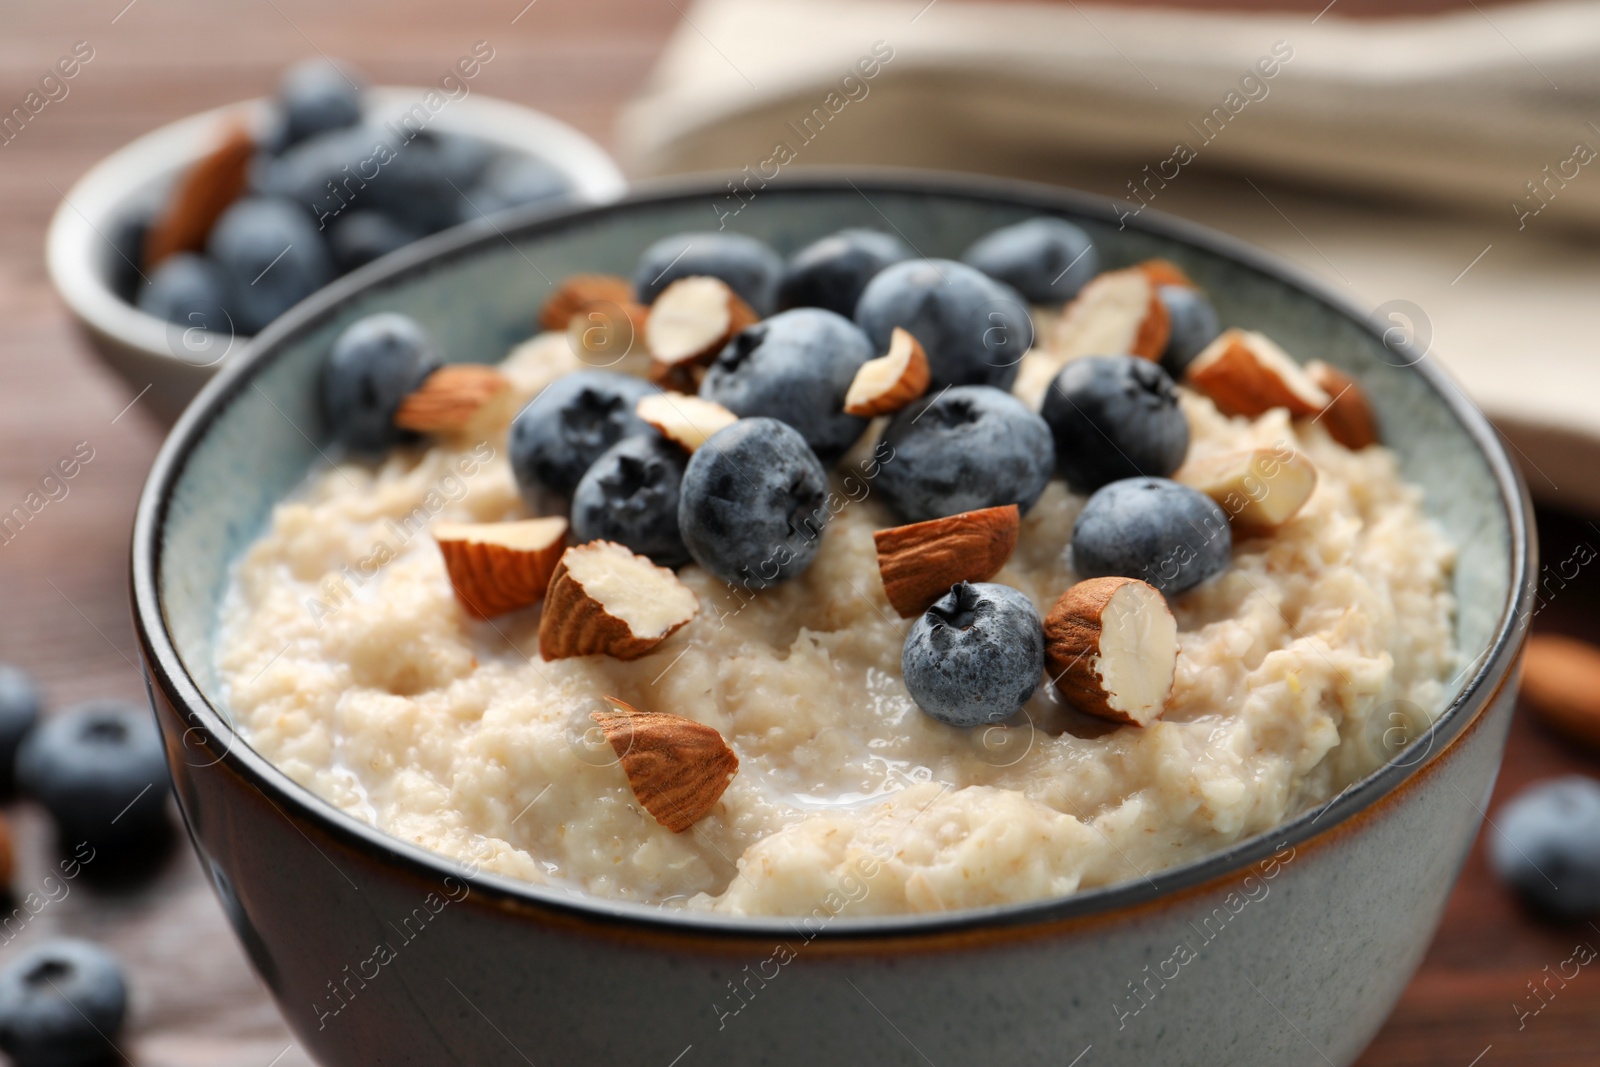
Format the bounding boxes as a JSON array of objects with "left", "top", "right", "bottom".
[
  {"left": 45, "top": 85, "right": 626, "bottom": 369},
  {"left": 131, "top": 167, "right": 1536, "bottom": 943}
]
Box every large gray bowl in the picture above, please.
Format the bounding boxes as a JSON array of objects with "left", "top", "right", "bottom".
[{"left": 131, "top": 172, "right": 1534, "bottom": 1067}]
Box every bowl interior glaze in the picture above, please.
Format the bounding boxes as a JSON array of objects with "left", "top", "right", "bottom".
[{"left": 142, "top": 173, "right": 1523, "bottom": 931}]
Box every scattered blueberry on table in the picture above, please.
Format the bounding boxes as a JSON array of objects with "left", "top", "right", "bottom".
[
  {"left": 509, "top": 370, "right": 660, "bottom": 502},
  {"left": 1071, "top": 477, "right": 1232, "bottom": 596},
  {"left": 777, "top": 227, "right": 912, "bottom": 317},
  {"left": 320, "top": 312, "right": 443, "bottom": 452},
  {"left": 901, "top": 582, "right": 1045, "bottom": 726},
  {"left": 0, "top": 939, "right": 128, "bottom": 1067},
  {"left": 960, "top": 216, "right": 1099, "bottom": 304},
  {"left": 633, "top": 231, "right": 784, "bottom": 314},
  {"left": 571, "top": 433, "right": 691, "bottom": 567},
  {"left": 1041, "top": 355, "right": 1190, "bottom": 493},
  {"left": 1490, "top": 776, "right": 1600, "bottom": 919}
]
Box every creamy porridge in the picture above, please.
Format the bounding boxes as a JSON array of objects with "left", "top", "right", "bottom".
[{"left": 218, "top": 308, "right": 1457, "bottom": 917}]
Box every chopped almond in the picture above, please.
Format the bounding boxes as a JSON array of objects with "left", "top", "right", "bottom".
[
  {"left": 1045, "top": 577, "right": 1178, "bottom": 727},
  {"left": 540, "top": 541, "right": 699, "bottom": 660},
  {"left": 1185, "top": 329, "right": 1330, "bottom": 418},
  {"left": 434, "top": 518, "right": 568, "bottom": 618},
  {"left": 845, "top": 328, "right": 930, "bottom": 417},
  {"left": 540, "top": 275, "right": 635, "bottom": 331},
  {"left": 1177, "top": 448, "right": 1318, "bottom": 534},
  {"left": 873, "top": 505, "right": 1021, "bottom": 617},
  {"left": 394, "top": 364, "right": 513, "bottom": 437},
  {"left": 636, "top": 393, "right": 738, "bottom": 452},
  {"left": 1052, "top": 267, "right": 1171, "bottom": 363},
  {"left": 646, "top": 277, "right": 757, "bottom": 389},
  {"left": 1305, "top": 361, "right": 1380, "bottom": 449},
  {"left": 591, "top": 696, "right": 738, "bottom": 832},
  {"left": 143, "top": 120, "right": 254, "bottom": 269}
]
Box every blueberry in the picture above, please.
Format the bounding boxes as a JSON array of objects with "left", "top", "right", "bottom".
[
  {"left": 105, "top": 208, "right": 152, "bottom": 303},
  {"left": 633, "top": 232, "right": 783, "bottom": 315},
  {"left": 777, "top": 228, "right": 911, "bottom": 317},
  {"left": 1158, "top": 285, "right": 1221, "bottom": 378},
  {"left": 571, "top": 434, "right": 689, "bottom": 566},
  {"left": 327, "top": 211, "right": 422, "bottom": 274},
  {"left": 434, "top": 133, "right": 498, "bottom": 190},
  {"left": 1041, "top": 356, "right": 1189, "bottom": 493},
  {"left": 207, "top": 196, "right": 333, "bottom": 334},
  {"left": 509, "top": 371, "right": 660, "bottom": 501},
  {"left": 0, "top": 665, "right": 41, "bottom": 796},
  {"left": 678, "top": 417, "right": 830, "bottom": 589},
  {"left": 1071, "top": 477, "right": 1231, "bottom": 595},
  {"left": 461, "top": 154, "right": 571, "bottom": 220},
  {"left": 319, "top": 313, "right": 442, "bottom": 452},
  {"left": 699, "top": 309, "right": 873, "bottom": 463},
  {"left": 16, "top": 701, "right": 170, "bottom": 853},
  {"left": 1490, "top": 776, "right": 1600, "bottom": 919},
  {"left": 0, "top": 939, "right": 128, "bottom": 1067},
  {"left": 875, "top": 386, "right": 1053, "bottom": 524},
  {"left": 366, "top": 130, "right": 478, "bottom": 233},
  {"left": 135, "top": 253, "right": 232, "bottom": 332},
  {"left": 960, "top": 217, "right": 1099, "bottom": 303},
  {"left": 278, "top": 58, "right": 365, "bottom": 149},
  {"left": 901, "top": 582, "right": 1044, "bottom": 727},
  {"left": 257, "top": 126, "right": 465, "bottom": 235},
  {"left": 854, "top": 259, "right": 1034, "bottom": 391}
]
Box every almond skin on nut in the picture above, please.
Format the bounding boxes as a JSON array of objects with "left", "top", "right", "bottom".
[
  {"left": 1044, "top": 576, "right": 1178, "bottom": 727},
  {"left": 1053, "top": 267, "right": 1171, "bottom": 363},
  {"left": 540, "top": 541, "right": 699, "bottom": 660},
  {"left": 567, "top": 299, "right": 649, "bottom": 365},
  {"left": 646, "top": 276, "right": 758, "bottom": 387},
  {"left": 844, "top": 327, "right": 930, "bottom": 417},
  {"left": 1176, "top": 447, "right": 1318, "bottom": 534},
  {"left": 635, "top": 393, "right": 739, "bottom": 452},
  {"left": 1521, "top": 634, "right": 1600, "bottom": 752},
  {"left": 1138, "top": 259, "right": 1195, "bottom": 289},
  {"left": 394, "top": 364, "right": 513, "bottom": 437},
  {"left": 1185, "top": 329, "right": 1331, "bottom": 419},
  {"left": 873, "top": 504, "right": 1020, "bottom": 617},
  {"left": 143, "top": 119, "right": 254, "bottom": 269},
  {"left": 591, "top": 696, "right": 738, "bottom": 832},
  {"left": 1305, "top": 361, "right": 1380, "bottom": 450},
  {"left": 434, "top": 517, "right": 568, "bottom": 619},
  {"left": 540, "top": 274, "right": 635, "bottom": 331}
]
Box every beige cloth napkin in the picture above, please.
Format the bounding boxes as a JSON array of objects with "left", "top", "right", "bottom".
[{"left": 620, "top": 0, "right": 1600, "bottom": 513}]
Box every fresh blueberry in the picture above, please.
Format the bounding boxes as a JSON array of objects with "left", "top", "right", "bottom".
[
  {"left": 1490, "top": 776, "right": 1600, "bottom": 919},
  {"left": 327, "top": 211, "right": 422, "bottom": 274},
  {"left": 1071, "top": 477, "right": 1231, "bottom": 595},
  {"left": 366, "top": 130, "right": 478, "bottom": 233},
  {"left": 105, "top": 208, "right": 152, "bottom": 303},
  {"left": 0, "top": 939, "right": 128, "bottom": 1067},
  {"left": 699, "top": 309, "right": 873, "bottom": 463},
  {"left": 278, "top": 58, "right": 365, "bottom": 149},
  {"left": 777, "top": 228, "right": 912, "bottom": 317},
  {"left": 1158, "top": 285, "right": 1221, "bottom": 378},
  {"left": 0, "top": 665, "right": 41, "bottom": 796},
  {"left": 206, "top": 196, "right": 333, "bottom": 334},
  {"left": 135, "top": 253, "right": 232, "bottom": 333},
  {"left": 461, "top": 154, "right": 571, "bottom": 220},
  {"left": 960, "top": 216, "right": 1099, "bottom": 303},
  {"left": 901, "top": 582, "right": 1044, "bottom": 727},
  {"left": 16, "top": 701, "right": 170, "bottom": 853},
  {"left": 875, "top": 386, "right": 1053, "bottom": 524},
  {"left": 678, "top": 417, "right": 830, "bottom": 589},
  {"left": 854, "top": 259, "right": 1033, "bottom": 391},
  {"left": 1041, "top": 355, "right": 1189, "bottom": 493},
  {"left": 633, "top": 232, "right": 783, "bottom": 315},
  {"left": 256, "top": 126, "right": 465, "bottom": 235},
  {"left": 509, "top": 371, "right": 660, "bottom": 502},
  {"left": 571, "top": 434, "right": 689, "bottom": 566},
  {"left": 319, "top": 312, "right": 442, "bottom": 452},
  {"left": 434, "top": 133, "right": 498, "bottom": 190}
]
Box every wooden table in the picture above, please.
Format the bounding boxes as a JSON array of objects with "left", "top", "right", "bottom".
[{"left": 0, "top": 2, "right": 1591, "bottom": 1064}]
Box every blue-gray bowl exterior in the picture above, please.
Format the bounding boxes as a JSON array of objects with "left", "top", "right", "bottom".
[{"left": 132, "top": 173, "right": 1535, "bottom": 1067}]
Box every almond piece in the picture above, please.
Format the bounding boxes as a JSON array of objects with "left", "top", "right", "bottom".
[
  {"left": 874, "top": 505, "right": 1020, "bottom": 617},
  {"left": 1052, "top": 267, "right": 1171, "bottom": 363},
  {"left": 591, "top": 696, "right": 738, "bottom": 832},
  {"left": 394, "top": 364, "right": 513, "bottom": 437},
  {"left": 646, "top": 276, "right": 758, "bottom": 388},
  {"left": 845, "top": 327, "right": 930, "bottom": 417},
  {"left": 435, "top": 517, "right": 568, "bottom": 619},
  {"left": 1177, "top": 447, "right": 1318, "bottom": 534},
  {"left": 143, "top": 119, "right": 254, "bottom": 269},
  {"left": 636, "top": 393, "right": 739, "bottom": 452},
  {"left": 540, "top": 541, "right": 699, "bottom": 660},
  {"left": 1185, "top": 329, "right": 1330, "bottom": 418},
  {"left": 1045, "top": 577, "right": 1178, "bottom": 727},
  {"left": 540, "top": 274, "right": 635, "bottom": 331},
  {"left": 1305, "top": 360, "right": 1380, "bottom": 450},
  {"left": 567, "top": 299, "right": 649, "bottom": 366},
  {"left": 1138, "top": 259, "right": 1195, "bottom": 289},
  {"left": 1521, "top": 635, "right": 1600, "bottom": 751}
]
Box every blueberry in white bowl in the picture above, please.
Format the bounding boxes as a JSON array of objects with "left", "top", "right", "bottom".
[
  {"left": 902, "top": 582, "right": 1045, "bottom": 727},
  {"left": 1489, "top": 776, "right": 1600, "bottom": 919},
  {"left": 135, "top": 252, "right": 232, "bottom": 334},
  {"left": 326, "top": 211, "right": 423, "bottom": 274},
  {"left": 319, "top": 312, "right": 442, "bottom": 452},
  {"left": 960, "top": 216, "right": 1099, "bottom": 303},
  {"left": 633, "top": 231, "right": 783, "bottom": 314},
  {"left": 1071, "top": 477, "right": 1231, "bottom": 596},
  {"left": 678, "top": 417, "right": 830, "bottom": 589},
  {"left": 16, "top": 701, "right": 170, "bottom": 853},
  {"left": 1041, "top": 355, "right": 1190, "bottom": 493},
  {"left": 571, "top": 434, "right": 690, "bottom": 567},
  {"left": 699, "top": 308, "right": 874, "bottom": 463},
  {"left": 876, "top": 385, "right": 1054, "bottom": 524},
  {"left": 854, "top": 258, "right": 1034, "bottom": 391},
  {"left": 0, "top": 939, "right": 128, "bottom": 1067},
  {"left": 1158, "top": 284, "right": 1222, "bottom": 378},
  {"left": 207, "top": 196, "right": 333, "bottom": 335},
  {"left": 277, "top": 57, "right": 364, "bottom": 149},
  {"left": 0, "top": 665, "right": 41, "bottom": 797},
  {"left": 777, "top": 228, "right": 911, "bottom": 317},
  {"left": 509, "top": 370, "right": 660, "bottom": 502}
]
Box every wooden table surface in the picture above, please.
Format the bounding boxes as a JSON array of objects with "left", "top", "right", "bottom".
[{"left": 0, "top": 2, "right": 1593, "bottom": 1064}]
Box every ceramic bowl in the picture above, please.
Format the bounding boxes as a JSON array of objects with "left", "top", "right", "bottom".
[
  {"left": 47, "top": 87, "right": 625, "bottom": 425},
  {"left": 131, "top": 172, "right": 1535, "bottom": 1067}
]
